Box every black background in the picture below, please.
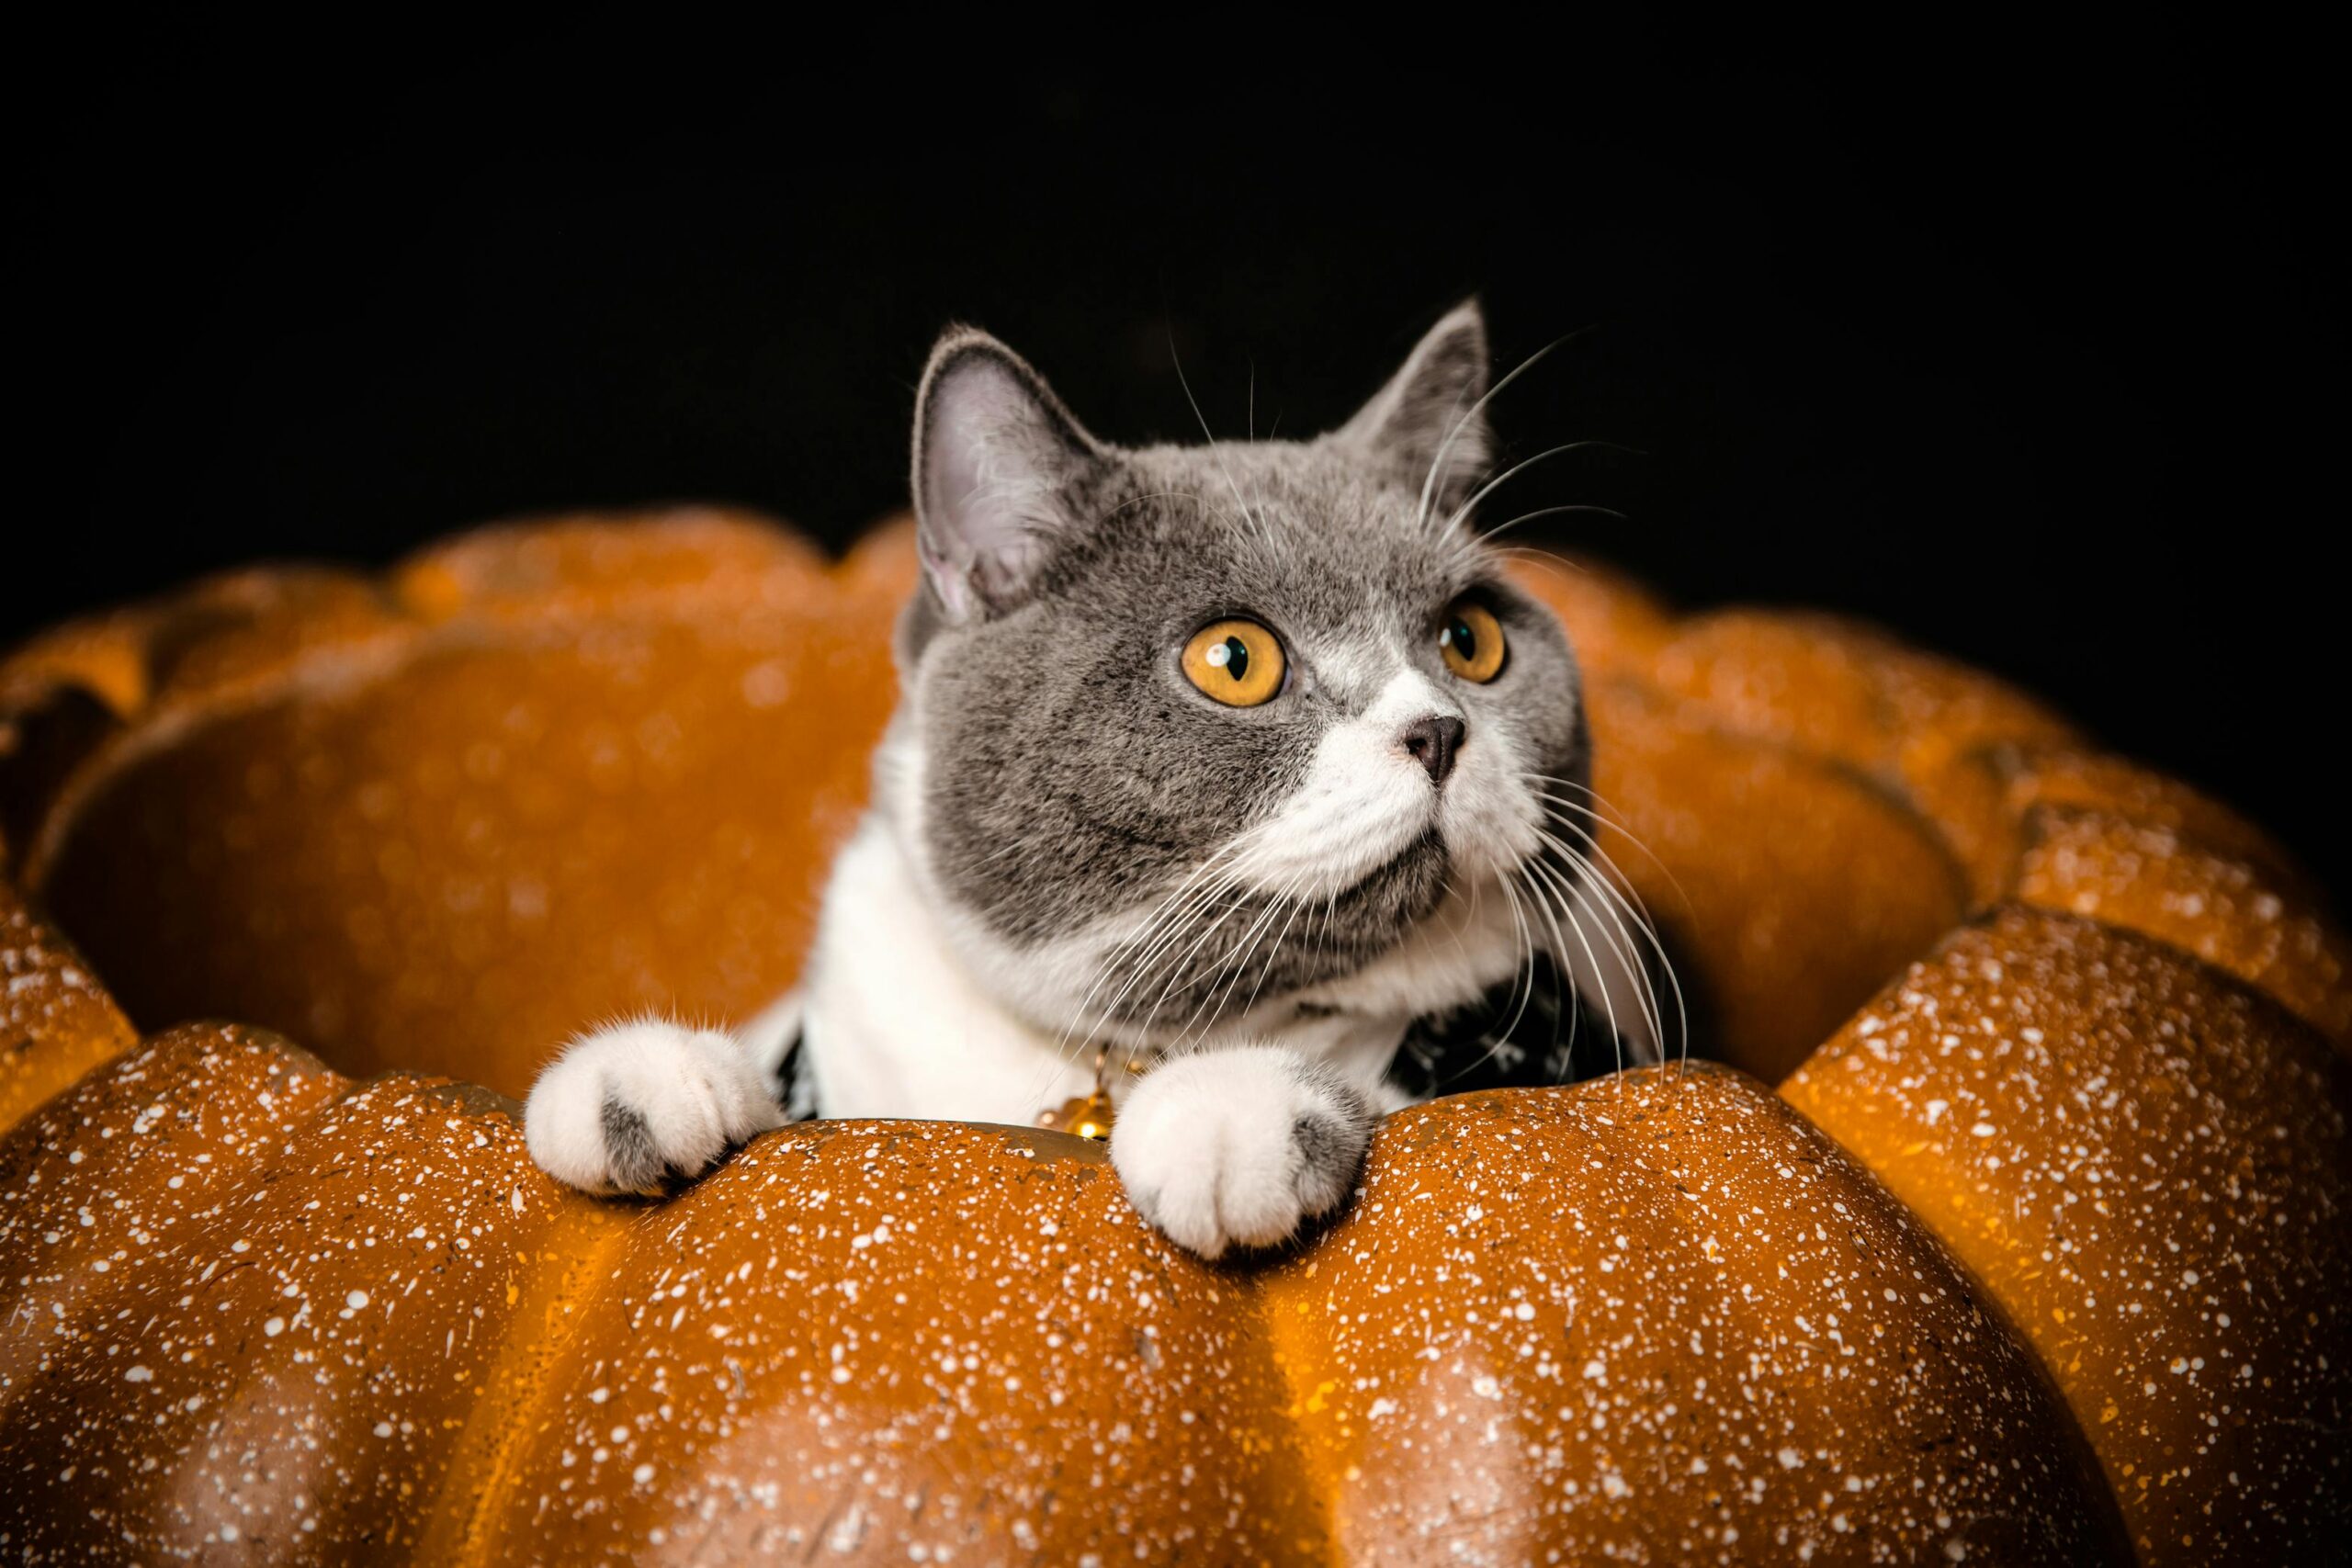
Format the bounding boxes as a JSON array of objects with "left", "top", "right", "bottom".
[{"left": 19, "top": 25, "right": 2343, "bottom": 897}]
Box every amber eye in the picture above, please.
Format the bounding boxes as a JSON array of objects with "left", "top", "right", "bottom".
[
  {"left": 1439, "top": 602, "right": 1507, "bottom": 682},
  {"left": 1181, "top": 619, "right": 1287, "bottom": 706}
]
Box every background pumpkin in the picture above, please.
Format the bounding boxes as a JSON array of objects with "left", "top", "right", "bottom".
[{"left": 0, "top": 514, "right": 2343, "bottom": 1562}]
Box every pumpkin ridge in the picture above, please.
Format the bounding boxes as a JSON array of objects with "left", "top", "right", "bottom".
[
  {"left": 257, "top": 1066, "right": 649, "bottom": 1568},
  {"left": 0, "top": 1022, "right": 344, "bottom": 1425},
  {"left": 419, "top": 1199, "right": 636, "bottom": 1567},
  {"left": 0, "top": 507, "right": 828, "bottom": 896},
  {"left": 1608, "top": 673, "right": 1982, "bottom": 918},
  {"left": 0, "top": 879, "right": 138, "bottom": 1130},
  {"left": 2008, "top": 806, "right": 2352, "bottom": 1050},
  {"left": 1254, "top": 1068, "right": 2131, "bottom": 1562},
  {"left": 1781, "top": 905, "right": 2352, "bottom": 1561}
]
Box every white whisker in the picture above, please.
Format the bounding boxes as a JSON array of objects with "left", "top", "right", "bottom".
[
  {"left": 1528, "top": 843, "right": 1663, "bottom": 1067},
  {"left": 1437, "top": 441, "right": 1634, "bottom": 540},
  {"left": 1415, "top": 326, "right": 1600, "bottom": 533}
]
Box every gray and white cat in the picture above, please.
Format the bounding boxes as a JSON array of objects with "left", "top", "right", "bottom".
[{"left": 524, "top": 302, "right": 1659, "bottom": 1258}]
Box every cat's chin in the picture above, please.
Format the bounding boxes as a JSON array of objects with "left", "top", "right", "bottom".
[
  {"left": 1242, "top": 863, "right": 1534, "bottom": 1037},
  {"left": 1331, "top": 823, "right": 1453, "bottom": 912}
]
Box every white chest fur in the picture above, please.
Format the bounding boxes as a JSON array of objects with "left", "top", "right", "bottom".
[
  {"left": 792, "top": 815, "right": 1103, "bottom": 1123},
  {"left": 786, "top": 810, "right": 1563, "bottom": 1125}
]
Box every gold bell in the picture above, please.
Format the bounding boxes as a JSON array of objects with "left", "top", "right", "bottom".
[
  {"left": 1036, "top": 1089, "right": 1116, "bottom": 1142},
  {"left": 1035, "top": 1045, "right": 1124, "bottom": 1141}
]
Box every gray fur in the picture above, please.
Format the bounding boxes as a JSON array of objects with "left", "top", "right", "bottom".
[
  {"left": 901, "top": 301, "right": 1589, "bottom": 1036},
  {"left": 1289, "top": 1069, "right": 1375, "bottom": 1211},
  {"left": 598, "top": 1093, "right": 662, "bottom": 1193}
]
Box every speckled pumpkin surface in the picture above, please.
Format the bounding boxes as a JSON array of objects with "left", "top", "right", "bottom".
[{"left": 0, "top": 512, "right": 2343, "bottom": 1564}]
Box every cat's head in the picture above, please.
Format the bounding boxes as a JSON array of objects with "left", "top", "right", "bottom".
[{"left": 888, "top": 303, "right": 1590, "bottom": 1047}]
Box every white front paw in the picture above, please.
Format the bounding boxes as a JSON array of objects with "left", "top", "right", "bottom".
[
  {"left": 1110, "top": 1044, "right": 1374, "bottom": 1259},
  {"left": 523, "top": 1020, "right": 786, "bottom": 1196}
]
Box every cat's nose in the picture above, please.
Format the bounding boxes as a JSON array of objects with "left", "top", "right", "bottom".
[{"left": 1398, "top": 715, "right": 1467, "bottom": 786}]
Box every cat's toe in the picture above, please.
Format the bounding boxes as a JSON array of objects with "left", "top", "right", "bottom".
[
  {"left": 1110, "top": 1044, "right": 1374, "bottom": 1259},
  {"left": 523, "top": 1021, "right": 784, "bottom": 1196}
]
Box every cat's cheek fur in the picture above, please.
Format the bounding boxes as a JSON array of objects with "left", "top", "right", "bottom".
[
  {"left": 522, "top": 1021, "right": 786, "bottom": 1196},
  {"left": 1109, "top": 1044, "right": 1375, "bottom": 1259},
  {"left": 1232, "top": 669, "right": 1455, "bottom": 897}
]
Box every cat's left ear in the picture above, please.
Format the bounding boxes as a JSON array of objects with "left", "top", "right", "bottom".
[
  {"left": 1335, "top": 299, "right": 1493, "bottom": 514},
  {"left": 912, "top": 328, "right": 1107, "bottom": 621}
]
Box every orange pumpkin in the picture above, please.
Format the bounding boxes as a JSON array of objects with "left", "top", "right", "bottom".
[{"left": 0, "top": 513, "right": 2342, "bottom": 1563}]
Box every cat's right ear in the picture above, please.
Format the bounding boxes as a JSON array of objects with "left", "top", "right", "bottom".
[
  {"left": 1335, "top": 299, "right": 1493, "bottom": 515},
  {"left": 911, "top": 329, "right": 1106, "bottom": 620}
]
